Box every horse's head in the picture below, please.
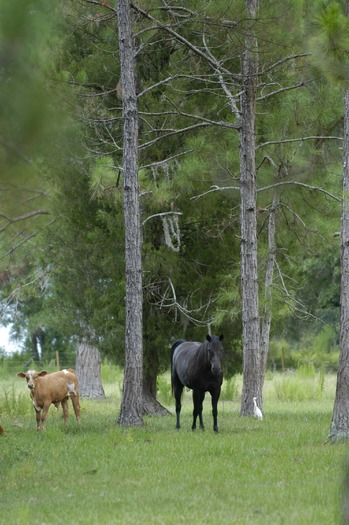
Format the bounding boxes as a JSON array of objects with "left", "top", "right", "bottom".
[{"left": 206, "top": 334, "right": 224, "bottom": 375}]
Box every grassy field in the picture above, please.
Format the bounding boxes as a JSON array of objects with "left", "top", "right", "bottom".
[{"left": 0, "top": 367, "right": 347, "bottom": 525}]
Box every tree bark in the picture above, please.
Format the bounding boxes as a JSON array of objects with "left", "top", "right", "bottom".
[
  {"left": 75, "top": 338, "right": 106, "bottom": 399},
  {"left": 239, "top": 0, "right": 261, "bottom": 416},
  {"left": 326, "top": 86, "right": 349, "bottom": 442},
  {"left": 117, "top": 0, "right": 144, "bottom": 427},
  {"left": 143, "top": 368, "right": 171, "bottom": 416},
  {"left": 31, "top": 330, "right": 40, "bottom": 362},
  {"left": 260, "top": 193, "right": 278, "bottom": 390},
  {"left": 143, "top": 387, "right": 171, "bottom": 416}
]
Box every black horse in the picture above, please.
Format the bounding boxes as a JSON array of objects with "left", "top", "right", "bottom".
[{"left": 171, "top": 335, "right": 224, "bottom": 432}]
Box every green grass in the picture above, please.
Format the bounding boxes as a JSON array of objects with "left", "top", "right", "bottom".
[{"left": 0, "top": 371, "right": 347, "bottom": 525}]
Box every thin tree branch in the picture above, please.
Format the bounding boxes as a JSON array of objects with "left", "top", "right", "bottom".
[
  {"left": 1, "top": 233, "right": 37, "bottom": 259},
  {"left": 139, "top": 121, "right": 237, "bottom": 149},
  {"left": 274, "top": 262, "right": 326, "bottom": 323},
  {"left": 130, "top": 2, "right": 242, "bottom": 80},
  {"left": 191, "top": 184, "right": 240, "bottom": 201},
  {"left": 140, "top": 150, "right": 193, "bottom": 170},
  {"left": 191, "top": 179, "right": 340, "bottom": 202},
  {"left": 257, "top": 181, "right": 340, "bottom": 202},
  {"left": 257, "top": 135, "right": 342, "bottom": 150},
  {"left": 259, "top": 53, "right": 311, "bottom": 76},
  {"left": 81, "top": 0, "right": 116, "bottom": 14},
  {"left": 146, "top": 277, "right": 214, "bottom": 326},
  {"left": 142, "top": 211, "right": 182, "bottom": 226},
  {"left": 257, "top": 81, "right": 307, "bottom": 101},
  {"left": 138, "top": 73, "right": 222, "bottom": 98},
  {"left": 0, "top": 210, "right": 49, "bottom": 234}
]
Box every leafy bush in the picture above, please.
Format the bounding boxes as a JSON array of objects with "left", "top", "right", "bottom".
[
  {"left": 273, "top": 364, "right": 325, "bottom": 402},
  {"left": 293, "top": 347, "right": 339, "bottom": 373},
  {"left": 268, "top": 338, "right": 298, "bottom": 371},
  {"left": 101, "top": 360, "right": 123, "bottom": 384},
  {"left": 221, "top": 376, "right": 239, "bottom": 401},
  {"left": 269, "top": 329, "right": 339, "bottom": 374}
]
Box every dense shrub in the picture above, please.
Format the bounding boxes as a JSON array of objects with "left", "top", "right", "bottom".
[{"left": 273, "top": 364, "right": 325, "bottom": 402}]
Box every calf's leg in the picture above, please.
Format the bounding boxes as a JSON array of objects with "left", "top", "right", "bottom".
[
  {"left": 34, "top": 407, "right": 41, "bottom": 431},
  {"left": 70, "top": 394, "right": 81, "bottom": 424},
  {"left": 40, "top": 402, "right": 52, "bottom": 430},
  {"left": 61, "top": 398, "right": 69, "bottom": 425}
]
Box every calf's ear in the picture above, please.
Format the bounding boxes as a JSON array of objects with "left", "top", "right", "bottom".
[
  {"left": 38, "top": 370, "right": 48, "bottom": 377},
  {"left": 17, "top": 372, "right": 26, "bottom": 378}
]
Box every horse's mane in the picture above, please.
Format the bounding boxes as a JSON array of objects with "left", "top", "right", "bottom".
[
  {"left": 196, "top": 339, "right": 210, "bottom": 365},
  {"left": 186, "top": 339, "right": 211, "bottom": 378}
]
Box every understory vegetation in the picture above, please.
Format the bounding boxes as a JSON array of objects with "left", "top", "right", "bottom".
[{"left": 0, "top": 362, "right": 346, "bottom": 525}]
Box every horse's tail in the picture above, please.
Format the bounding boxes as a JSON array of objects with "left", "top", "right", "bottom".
[{"left": 171, "top": 339, "right": 185, "bottom": 394}]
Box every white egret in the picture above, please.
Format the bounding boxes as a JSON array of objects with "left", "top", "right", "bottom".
[{"left": 253, "top": 396, "right": 263, "bottom": 420}]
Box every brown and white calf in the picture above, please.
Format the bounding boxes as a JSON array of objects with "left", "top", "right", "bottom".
[{"left": 17, "top": 368, "right": 80, "bottom": 430}]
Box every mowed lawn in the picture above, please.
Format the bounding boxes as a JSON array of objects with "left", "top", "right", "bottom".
[{"left": 0, "top": 373, "right": 347, "bottom": 525}]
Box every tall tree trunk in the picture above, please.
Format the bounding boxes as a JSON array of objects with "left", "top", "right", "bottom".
[
  {"left": 326, "top": 86, "right": 349, "bottom": 442},
  {"left": 117, "top": 0, "right": 144, "bottom": 427},
  {"left": 31, "top": 330, "right": 40, "bottom": 362},
  {"left": 260, "top": 193, "right": 278, "bottom": 390},
  {"left": 239, "top": 0, "right": 261, "bottom": 416},
  {"left": 76, "top": 338, "right": 105, "bottom": 399}
]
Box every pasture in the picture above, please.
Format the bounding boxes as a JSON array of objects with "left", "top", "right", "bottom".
[{"left": 0, "top": 365, "right": 347, "bottom": 524}]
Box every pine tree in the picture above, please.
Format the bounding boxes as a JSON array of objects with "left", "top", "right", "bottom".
[
  {"left": 117, "top": 0, "right": 144, "bottom": 426},
  {"left": 326, "top": 0, "right": 349, "bottom": 444}
]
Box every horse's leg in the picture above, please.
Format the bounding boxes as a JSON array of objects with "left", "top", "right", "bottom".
[
  {"left": 192, "top": 390, "right": 205, "bottom": 431},
  {"left": 173, "top": 377, "right": 184, "bottom": 430},
  {"left": 198, "top": 391, "right": 205, "bottom": 430},
  {"left": 211, "top": 387, "right": 221, "bottom": 433}
]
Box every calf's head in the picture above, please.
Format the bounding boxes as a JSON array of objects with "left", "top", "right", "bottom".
[{"left": 17, "top": 370, "right": 48, "bottom": 392}]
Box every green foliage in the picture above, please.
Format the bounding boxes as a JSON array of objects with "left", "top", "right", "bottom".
[
  {"left": 220, "top": 376, "right": 239, "bottom": 402},
  {"left": 296, "top": 252, "right": 340, "bottom": 315},
  {"left": 90, "top": 156, "right": 118, "bottom": 201},
  {"left": 309, "top": 1, "right": 349, "bottom": 84},
  {"left": 273, "top": 365, "right": 325, "bottom": 402},
  {"left": 269, "top": 326, "right": 339, "bottom": 374},
  {"left": 100, "top": 361, "right": 123, "bottom": 385},
  {"left": 293, "top": 325, "right": 339, "bottom": 369},
  {"left": 157, "top": 374, "right": 173, "bottom": 406},
  {"left": 0, "top": 386, "right": 31, "bottom": 417},
  {"left": 0, "top": 0, "right": 61, "bottom": 153},
  {"left": 268, "top": 339, "right": 298, "bottom": 370},
  {"left": 0, "top": 0, "right": 69, "bottom": 274},
  {"left": 0, "top": 0, "right": 345, "bottom": 400}
]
